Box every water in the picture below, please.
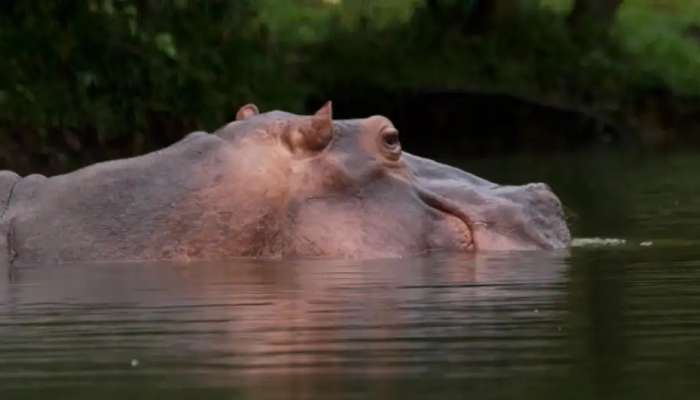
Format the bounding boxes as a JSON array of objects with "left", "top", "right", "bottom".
[{"left": 2, "top": 153, "right": 700, "bottom": 399}]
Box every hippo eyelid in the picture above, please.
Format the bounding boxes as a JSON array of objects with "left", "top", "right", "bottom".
[{"left": 380, "top": 125, "right": 398, "bottom": 134}]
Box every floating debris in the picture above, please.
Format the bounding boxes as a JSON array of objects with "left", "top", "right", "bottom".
[
  {"left": 571, "top": 238, "right": 627, "bottom": 247},
  {"left": 130, "top": 359, "right": 140, "bottom": 367},
  {"left": 640, "top": 241, "right": 654, "bottom": 247}
]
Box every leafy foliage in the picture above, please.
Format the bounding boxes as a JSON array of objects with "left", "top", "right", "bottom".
[{"left": 1, "top": 0, "right": 699, "bottom": 173}]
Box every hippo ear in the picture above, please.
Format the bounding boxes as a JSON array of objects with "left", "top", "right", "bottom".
[
  {"left": 307, "top": 101, "right": 333, "bottom": 151},
  {"left": 314, "top": 101, "right": 332, "bottom": 119},
  {"left": 283, "top": 101, "right": 334, "bottom": 156},
  {"left": 236, "top": 103, "right": 259, "bottom": 120}
]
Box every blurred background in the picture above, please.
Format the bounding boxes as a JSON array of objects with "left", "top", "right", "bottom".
[{"left": 1, "top": 0, "right": 699, "bottom": 175}]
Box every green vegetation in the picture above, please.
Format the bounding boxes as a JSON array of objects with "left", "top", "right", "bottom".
[
  {"left": 540, "top": 0, "right": 700, "bottom": 95},
  {"left": 616, "top": 0, "right": 700, "bottom": 94},
  {"left": 1, "top": 0, "right": 699, "bottom": 174}
]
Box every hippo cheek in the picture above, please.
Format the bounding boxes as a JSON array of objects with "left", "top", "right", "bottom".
[
  {"left": 469, "top": 229, "right": 541, "bottom": 251},
  {"left": 284, "top": 199, "right": 427, "bottom": 259}
]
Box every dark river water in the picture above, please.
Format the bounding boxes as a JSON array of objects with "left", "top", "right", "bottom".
[{"left": 2, "top": 153, "right": 700, "bottom": 399}]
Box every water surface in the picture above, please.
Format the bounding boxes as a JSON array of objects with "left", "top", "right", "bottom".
[{"left": 2, "top": 153, "right": 700, "bottom": 399}]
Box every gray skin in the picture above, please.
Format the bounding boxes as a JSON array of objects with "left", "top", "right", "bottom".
[{"left": 0, "top": 102, "right": 570, "bottom": 266}]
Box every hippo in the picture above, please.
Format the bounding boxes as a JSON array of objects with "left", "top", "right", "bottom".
[{"left": 0, "top": 102, "right": 570, "bottom": 265}]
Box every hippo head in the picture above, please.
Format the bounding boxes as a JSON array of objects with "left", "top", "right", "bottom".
[{"left": 213, "top": 102, "right": 570, "bottom": 259}]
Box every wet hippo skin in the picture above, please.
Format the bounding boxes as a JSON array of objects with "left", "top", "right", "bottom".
[{"left": 0, "top": 103, "right": 570, "bottom": 265}]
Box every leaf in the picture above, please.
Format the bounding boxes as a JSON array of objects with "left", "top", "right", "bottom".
[{"left": 154, "top": 32, "right": 177, "bottom": 59}]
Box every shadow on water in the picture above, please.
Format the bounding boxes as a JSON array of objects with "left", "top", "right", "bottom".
[{"left": 1, "top": 153, "right": 700, "bottom": 399}]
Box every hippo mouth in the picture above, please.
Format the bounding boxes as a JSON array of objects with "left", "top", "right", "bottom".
[{"left": 416, "top": 186, "right": 476, "bottom": 252}]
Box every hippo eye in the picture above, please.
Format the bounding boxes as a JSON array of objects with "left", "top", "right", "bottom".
[
  {"left": 380, "top": 128, "right": 401, "bottom": 160},
  {"left": 384, "top": 131, "right": 399, "bottom": 147}
]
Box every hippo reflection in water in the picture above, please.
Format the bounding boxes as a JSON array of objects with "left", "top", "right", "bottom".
[{"left": 0, "top": 103, "right": 570, "bottom": 265}]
